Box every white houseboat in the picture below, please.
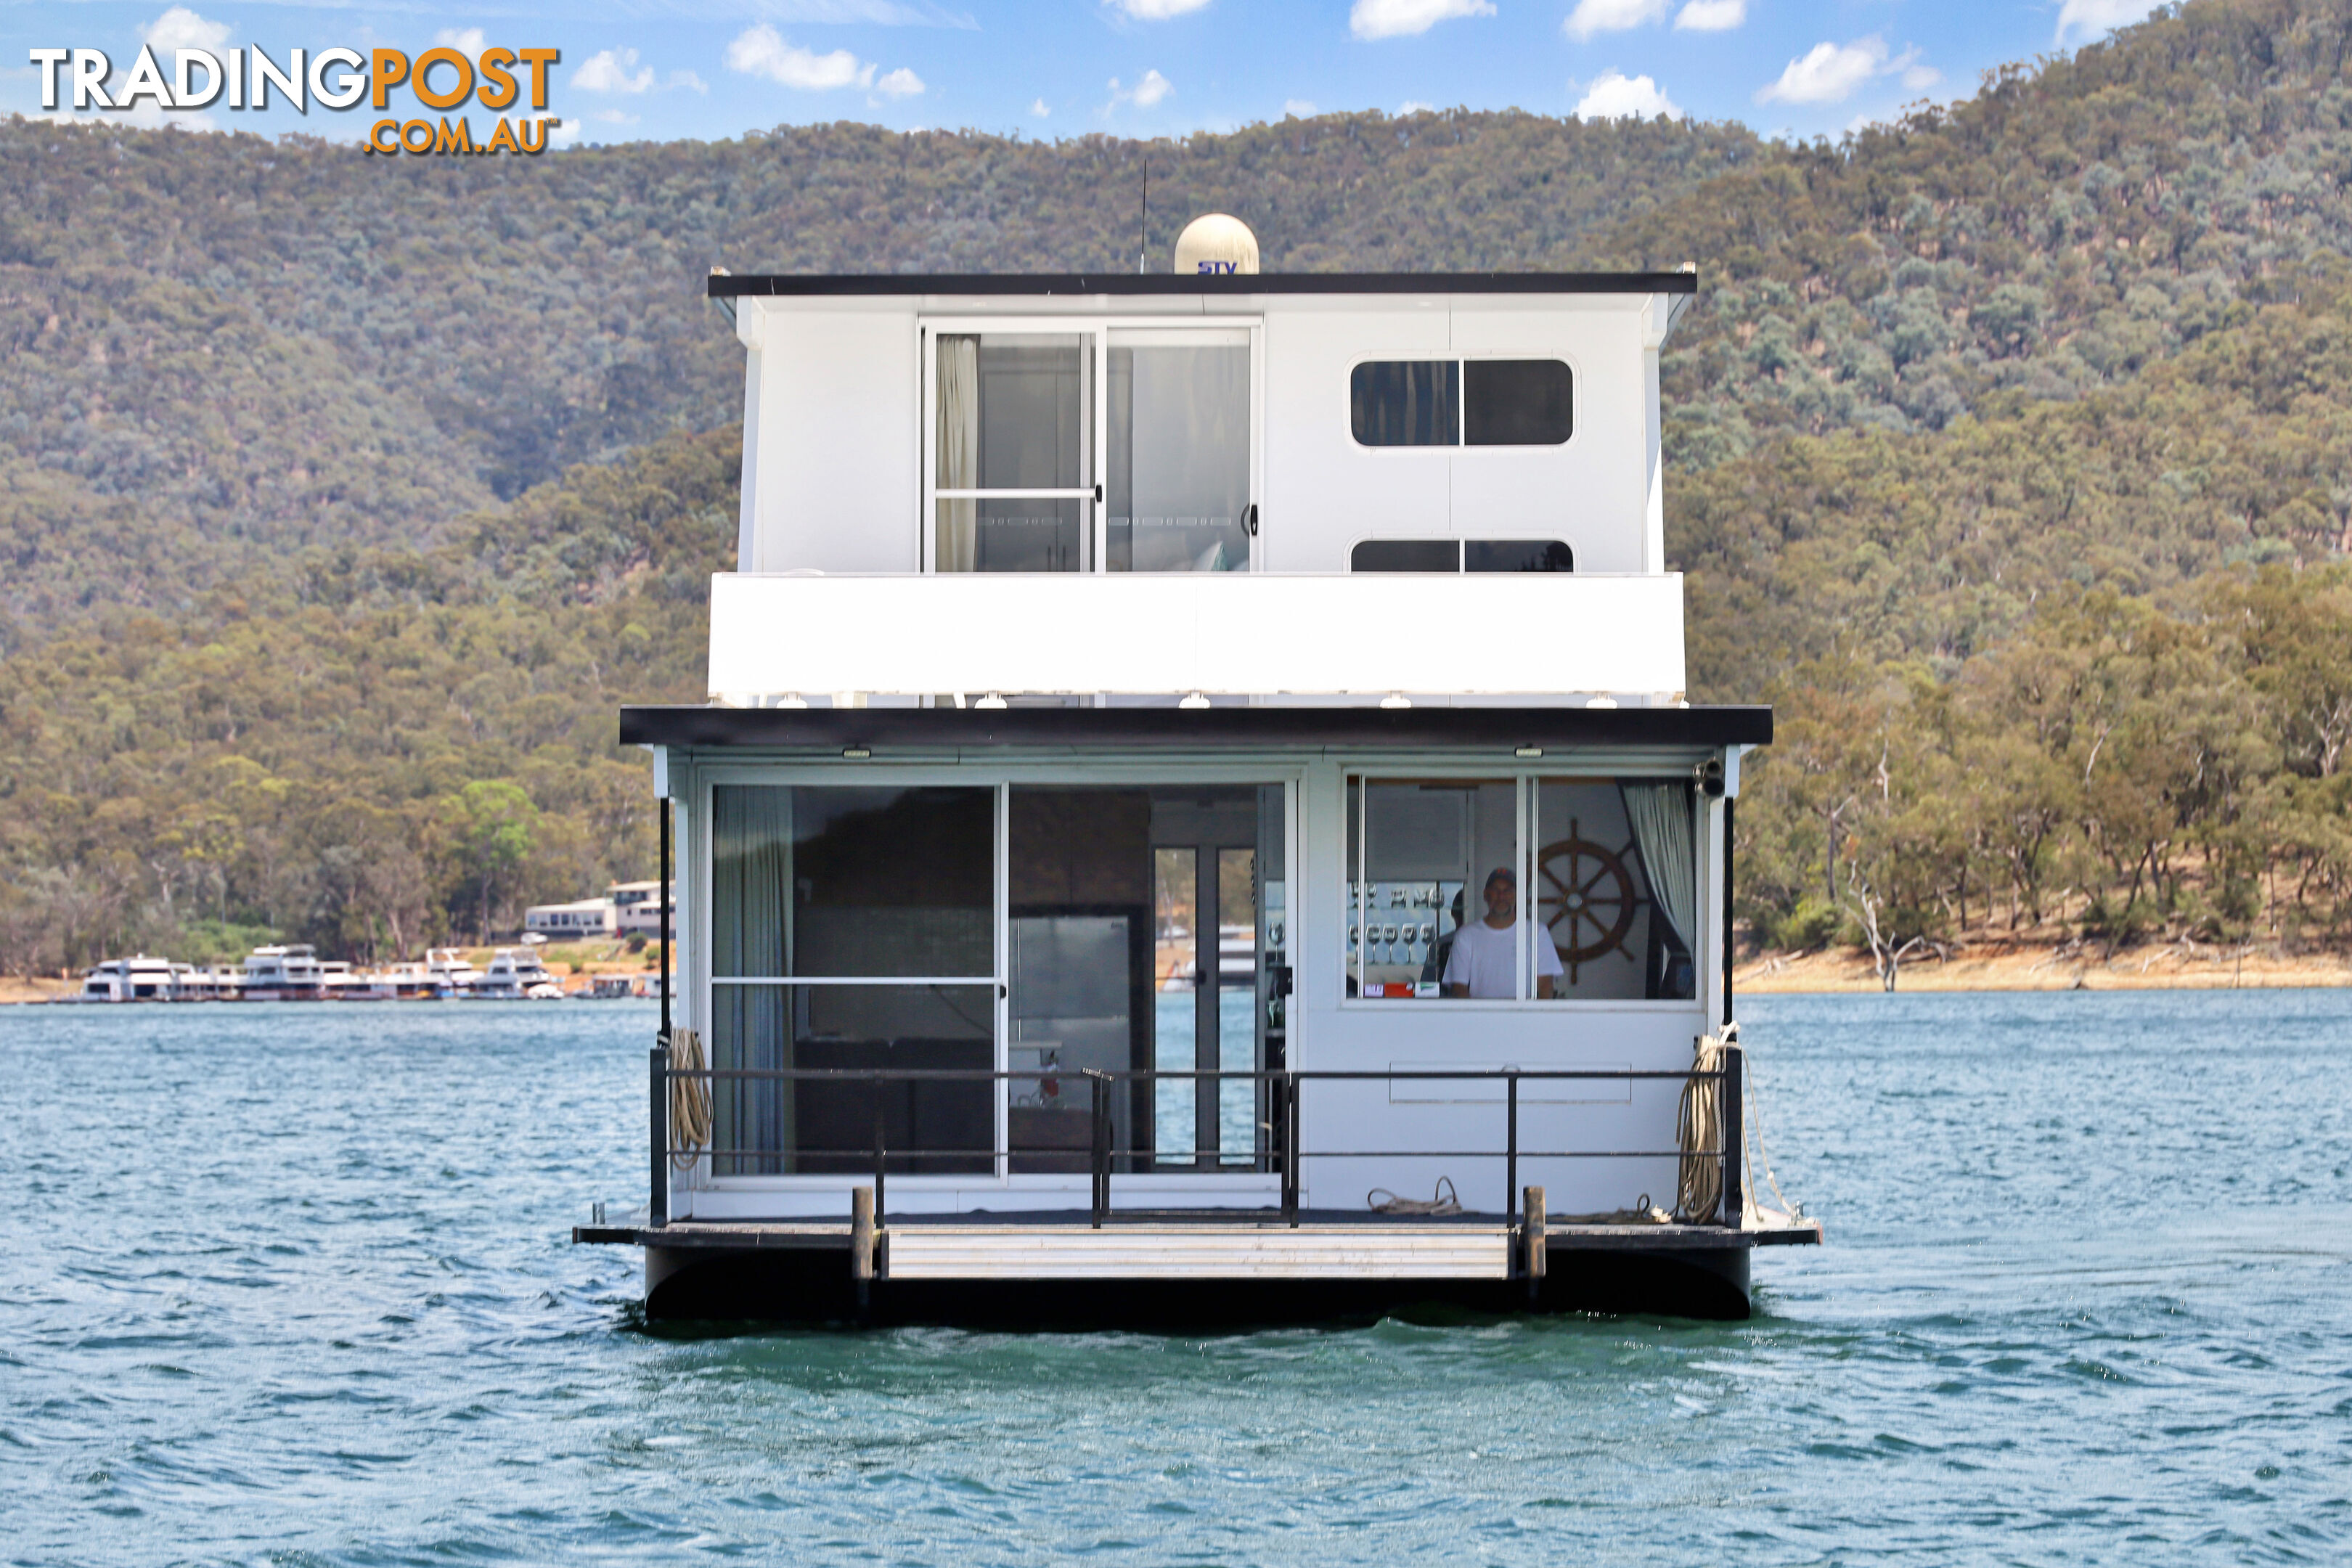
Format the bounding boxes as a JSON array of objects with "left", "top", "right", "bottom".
[
  {"left": 76, "top": 955, "right": 179, "bottom": 1001},
  {"left": 240, "top": 944, "right": 327, "bottom": 1001},
  {"left": 576, "top": 226, "right": 1816, "bottom": 1322},
  {"left": 473, "top": 947, "right": 564, "bottom": 1000}
]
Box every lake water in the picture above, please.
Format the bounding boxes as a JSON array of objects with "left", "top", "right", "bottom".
[{"left": 4, "top": 990, "right": 2348, "bottom": 1564}]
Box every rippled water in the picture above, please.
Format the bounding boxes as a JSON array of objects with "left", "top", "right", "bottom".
[{"left": 5, "top": 990, "right": 2348, "bottom": 1564}]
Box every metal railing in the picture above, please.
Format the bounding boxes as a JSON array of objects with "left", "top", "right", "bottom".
[{"left": 648, "top": 1052, "right": 1744, "bottom": 1234}]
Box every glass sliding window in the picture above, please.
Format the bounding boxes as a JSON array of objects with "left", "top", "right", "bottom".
[
  {"left": 1347, "top": 778, "right": 1519, "bottom": 1000},
  {"left": 1008, "top": 784, "right": 1282, "bottom": 1173},
  {"left": 1107, "top": 329, "right": 1252, "bottom": 572},
  {"left": 1532, "top": 780, "right": 1697, "bottom": 1001},
  {"left": 1350, "top": 361, "right": 1458, "bottom": 447},
  {"left": 1349, "top": 359, "right": 1574, "bottom": 449},
  {"left": 1464, "top": 539, "right": 1573, "bottom": 573},
  {"left": 1352, "top": 539, "right": 1575, "bottom": 573},
  {"left": 709, "top": 785, "right": 995, "bottom": 1175},
  {"left": 1345, "top": 775, "right": 1699, "bottom": 1004},
  {"left": 1463, "top": 359, "right": 1573, "bottom": 446},
  {"left": 934, "top": 332, "right": 1093, "bottom": 573}
]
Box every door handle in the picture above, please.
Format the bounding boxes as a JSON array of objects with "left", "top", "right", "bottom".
[
  {"left": 1093, "top": 483, "right": 1103, "bottom": 504},
  {"left": 1243, "top": 502, "right": 1259, "bottom": 537}
]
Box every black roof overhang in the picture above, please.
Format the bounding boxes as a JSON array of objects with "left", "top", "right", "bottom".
[
  {"left": 708, "top": 271, "right": 1697, "bottom": 300},
  {"left": 619, "top": 704, "right": 1771, "bottom": 752}
]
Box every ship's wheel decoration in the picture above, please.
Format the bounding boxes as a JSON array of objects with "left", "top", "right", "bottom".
[{"left": 1535, "top": 820, "right": 1643, "bottom": 982}]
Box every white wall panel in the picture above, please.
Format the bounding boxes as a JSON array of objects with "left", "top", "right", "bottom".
[
  {"left": 1448, "top": 305, "right": 1649, "bottom": 573},
  {"left": 747, "top": 306, "right": 920, "bottom": 573},
  {"left": 1259, "top": 307, "right": 1453, "bottom": 571}
]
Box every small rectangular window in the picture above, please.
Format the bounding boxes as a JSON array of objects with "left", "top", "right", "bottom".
[
  {"left": 1464, "top": 360, "right": 1573, "bottom": 446},
  {"left": 1353, "top": 539, "right": 1573, "bottom": 573},
  {"left": 1351, "top": 539, "right": 1462, "bottom": 572},
  {"left": 1351, "top": 361, "right": 1458, "bottom": 447},
  {"left": 1465, "top": 539, "right": 1574, "bottom": 573}
]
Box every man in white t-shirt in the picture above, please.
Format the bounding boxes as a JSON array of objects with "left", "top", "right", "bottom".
[{"left": 1442, "top": 867, "right": 1564, "bottom": 999}]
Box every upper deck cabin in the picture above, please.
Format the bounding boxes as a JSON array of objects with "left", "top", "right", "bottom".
[
  {"left": 596, "top": 233, "right": 1811, "bottom": 1323},
  {"left": 699, "top": 261, "right": 1696, "bottom": 708}
]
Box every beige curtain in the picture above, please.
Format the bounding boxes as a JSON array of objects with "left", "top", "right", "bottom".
[{"left": 936, "top": 335, "right": 979, "bottom": 572}]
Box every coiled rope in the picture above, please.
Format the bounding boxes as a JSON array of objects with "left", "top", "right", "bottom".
[
  {"left": 667, "top": 1026, "right": 712, "bottom": 1172},
  {"left": 1675, "top": 1032, "right": 1737, "bottom": 1222},
  {"left": 1368, "top": 1176, "right": 1462, "bottom": 1215}
]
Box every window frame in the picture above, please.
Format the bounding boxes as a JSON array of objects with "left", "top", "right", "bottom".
[
  {"left": 1339, "top": 767, "right": 1703, "bottom": 1011},
  {"left": 920, "top": 314, "right": 1265, "bottom": 576},
  {"left": 1344, "top": 354, "right": 1578, "bottom": 452}
]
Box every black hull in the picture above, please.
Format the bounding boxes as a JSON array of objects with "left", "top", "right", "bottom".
[{"left": 640, "top": 1242, "right": 1752, "bottom": 1327}]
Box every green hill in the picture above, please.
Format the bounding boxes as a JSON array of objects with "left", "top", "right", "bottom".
[{"left": 2, "top": 0, "right": 2350, "bottom": 973}]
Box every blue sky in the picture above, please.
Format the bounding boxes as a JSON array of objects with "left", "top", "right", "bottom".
[{"left": 7, "top": 1, "right": 2167, "bottom": 147}]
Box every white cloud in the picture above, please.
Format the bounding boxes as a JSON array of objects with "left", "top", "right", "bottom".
[
  {"left": 1575, "top": 68, "right": 1681, "bottom": 120},
  {"left": 1672, "top": 0, "right": 1744, "bottom": 32},
  {"left": 1108, "top": 68, "right": 1174, "bottom": 108},
  {"left": 1030, "top": 97, "right": 1050, "bottom": 116},
  {"left": 592, "top": 107, "right": 637, "bottom": 123},
  {"left": 1104, "top": 0, "right": 1213, "bottom": 17},
  {"left": 1397, "top": 99, "right": 1434, "bottom": 114},
  {"left": 1564, "top": 0, "right": 1665, "bottom": 41},
  {"left": 432, "top": 28, "right": 487, "bottom": 56},
  {"left": 875, "top": 67, "right": 925, "bottom": 97},
  {"left": 2054, "top": 0, "right": 2160, "bottom": 45},
  {"left": 726, "top": 25, "right": 875, "bottom": 90},
  {"left": 1349, "top": 0, "right": 1495, "bottom": 43},
  {"left": 1283, "top": 98, "right": 1317, "bottom": 118},
  {"left": 669, "top": 69, "right": 709, "bottom": 93},
  {"left": 1757, "top": 37, "right": 1887, "bottom": 105},
  {"left": 1900, "top": 61, "right": 1942, "bottom": 91},
  {"left": 547, "top": 119, "right": 581, "bottom": 148},
  {"left": 573, "top": 48, "right": 656, "bottom": 94},
  {"left": 143, "top": 7, "right": 230, "bottom": 54}
]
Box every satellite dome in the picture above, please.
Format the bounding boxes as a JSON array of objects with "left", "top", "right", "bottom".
[{"left": 1173, "top": 214, "right": 1259, "bottom": 276}]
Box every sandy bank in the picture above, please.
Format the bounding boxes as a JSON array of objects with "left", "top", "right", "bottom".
[{"left": 1739, "top": 942, "right": 2352, "bottom": 994}]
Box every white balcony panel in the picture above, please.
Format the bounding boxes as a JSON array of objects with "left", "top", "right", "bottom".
[{"left": 706, "top": 572, "right": 1686, "bottom": 701}]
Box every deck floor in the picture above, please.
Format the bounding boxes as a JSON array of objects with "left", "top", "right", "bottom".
[{"left": 576, "top": 1209, "right": 1819, "bottom": 1281}]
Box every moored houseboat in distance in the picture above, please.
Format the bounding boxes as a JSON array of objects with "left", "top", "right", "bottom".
[
  {"left": 241, "top": 944, "right": 327, "bottom": 1001},
  {"left": 473, "top": 947, "right": 564, "bottom": 1000},
  {"left": 575, "top": 224, "right": 1818, "bottom": 1323},
  {"left": 424, "top": 948, "right": 483, "bottom": 997},
  {"left": 77, "top": 955, "right": 179, "bottom": 1001}
]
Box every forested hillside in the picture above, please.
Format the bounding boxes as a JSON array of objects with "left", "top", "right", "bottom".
[{"left": 3, "top": 0, "right": 2350, "bottom": 974}]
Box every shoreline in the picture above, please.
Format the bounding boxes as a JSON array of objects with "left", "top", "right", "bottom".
[
  {"left": 1738, "top": 942, "right": 2352, "bottom": 994},
  {"left": 8, "top": 944, "right": 2349, "bottom": 1003}
]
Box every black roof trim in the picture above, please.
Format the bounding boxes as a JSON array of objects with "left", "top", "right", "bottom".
[
  {"left": 708, "top": 271, "right": 1698, "bottom": 300},
  {"left": 619, "top": 704, "right": 1771, "bottom": 751}
]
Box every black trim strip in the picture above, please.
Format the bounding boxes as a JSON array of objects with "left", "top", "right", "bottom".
[
  {"left": 708, "top": 271, "right": 1698, "bottom": 299},
  {"left": 618, "top": 704, "right": 1771, "bottom": 750}
]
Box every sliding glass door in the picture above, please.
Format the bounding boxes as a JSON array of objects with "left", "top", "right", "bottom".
[
  {"left": 928, "top": 320, "right": 1257, "bottom": 574},
  {"left": 707, "top": 775, "right": 1291, "bottom": 1181},
  {"left": 1107, "top": 328, "right": 1252, "bottom": 572}
]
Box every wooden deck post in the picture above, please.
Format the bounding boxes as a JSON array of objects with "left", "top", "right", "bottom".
[
  {"left": 851, "top": 1185, "right": 876, "bottom": 1309},
  {"left": 1523, "top": 1185, "right": 1546, "bottom": 1299}
]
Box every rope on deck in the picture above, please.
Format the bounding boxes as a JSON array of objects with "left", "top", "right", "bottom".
[{"left": 669, "top": 1026, "right": 713, "bottom": 1172}]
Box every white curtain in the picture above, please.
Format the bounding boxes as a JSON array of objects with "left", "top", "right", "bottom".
[
  {"left": 935, "top": 335, "right": 979, "bottom": 572},
  {"left": 713, "top": 786, "right": 794, "bottom": 1172},
  {"left": 1621, "top": 781, "right": 1698, "bottom": 962}
]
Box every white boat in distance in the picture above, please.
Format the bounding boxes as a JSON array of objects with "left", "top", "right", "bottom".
[
  {"left": 473, "top": 947, "right": 565, "bottom": 1000},
  {"left": 241, "top": 944, "right": 327, "bottom": 1001},
  {"left": 77, "top": 955, "right": 179, "bottom": 1001}
]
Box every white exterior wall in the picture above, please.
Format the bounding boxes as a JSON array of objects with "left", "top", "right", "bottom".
[
  {"left": 738, "top": 303, "right": 921, "bottom": 574},
  {"left": 735, "top": 292, "right": 1664, "bottom": 578}
]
